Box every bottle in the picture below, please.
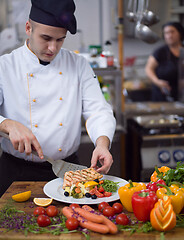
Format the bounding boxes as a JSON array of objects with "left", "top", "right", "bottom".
[{"left": 102, "top": 41, "right": 114, "bottom": 67}]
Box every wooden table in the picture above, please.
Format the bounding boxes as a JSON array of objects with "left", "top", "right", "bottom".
[{"left": 0, "top": 181, "right": 183, "bottom": 240}]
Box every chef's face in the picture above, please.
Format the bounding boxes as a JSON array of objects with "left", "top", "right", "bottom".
[
  {"left": 163, "top": 26, "right": 181, "bottom": 46},
  {"left": 26, "top": 20, "right": 67, "bottom": 62}
]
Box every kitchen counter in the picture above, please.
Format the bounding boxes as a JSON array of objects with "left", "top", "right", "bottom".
[
  {"left": 0, "top": 181, "right": 184, "bottom": 239},
  {"left": 124, "top": 101, "right": 184, "bottom": 118}
]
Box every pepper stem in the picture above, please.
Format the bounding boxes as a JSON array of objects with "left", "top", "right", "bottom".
[
  {"left": 157, "top": 184, "right": 174, "bottom": 196},
  {"left": 138, "top": 191, "right": 149, "bottom": 197},
  {"left": 128, "top": 180, "right": 134, "bottom": 189},
  {"left": 155, "top": 165, "right": 164, "bottom": 179}
]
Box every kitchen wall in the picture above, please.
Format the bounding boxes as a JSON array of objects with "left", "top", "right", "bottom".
[{"left": 0, "top": 0, "right": 177, "bottom": 57}]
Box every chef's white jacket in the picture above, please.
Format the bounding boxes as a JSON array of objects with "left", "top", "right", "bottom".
[{"left": 0, "top": 41, "right": 116, "bottom": 162}]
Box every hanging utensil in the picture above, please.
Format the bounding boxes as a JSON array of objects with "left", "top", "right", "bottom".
[
  {"left": 0, "top": 131, "right": 88, "bottom": 178},
  {"left": 141, "top": 0, "right": 159, "bottom": 26},
  {"left": 126, "top": 0, "right": 137, "bottom": 22},
  {"left": 135, "top": 0, "right": 159, "bottom": 44}
]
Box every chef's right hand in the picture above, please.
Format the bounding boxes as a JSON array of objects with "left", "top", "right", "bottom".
[{"left": 0, "top": 119, "right": 44, "bottom": 159}]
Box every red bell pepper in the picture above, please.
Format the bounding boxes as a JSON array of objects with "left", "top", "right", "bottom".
[
  {"left": 132, "top": 189, "right": 158, "bottom": 222},
  {"left": 146, "top": 179, "right": 166, "bottom": 192}
]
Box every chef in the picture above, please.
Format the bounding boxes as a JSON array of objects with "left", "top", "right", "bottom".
[{"left": 0, "top": 0, "right": 116, "bottom": 196}]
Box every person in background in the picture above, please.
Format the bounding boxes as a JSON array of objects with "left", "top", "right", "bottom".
[
  {"left": 0, "top": 0, "right": 116, "bottom": 197},
  {"left": 145, "top": 22, "right": 184, "bottom": 101}
]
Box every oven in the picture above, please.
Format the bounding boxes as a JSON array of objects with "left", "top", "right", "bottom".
[{"left": 126, "top": 114, "right": 184, "bottom": 182}]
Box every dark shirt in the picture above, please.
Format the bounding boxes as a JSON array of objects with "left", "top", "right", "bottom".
[{"left": 151, "top": 45, "right": 179, "bottom": 101}]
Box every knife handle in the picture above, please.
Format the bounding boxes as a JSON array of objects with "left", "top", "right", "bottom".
[{"left": 0, "top": 131, "right": 54, "bottom": 165}]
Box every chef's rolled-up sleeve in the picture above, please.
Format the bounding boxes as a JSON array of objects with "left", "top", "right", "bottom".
[{"left": 79, "top": 57, "right": 116, "bottom": 147}]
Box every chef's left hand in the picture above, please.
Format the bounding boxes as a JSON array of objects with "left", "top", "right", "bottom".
[{"left": 90, "top": 136, "right": 113, "bottom": 174}]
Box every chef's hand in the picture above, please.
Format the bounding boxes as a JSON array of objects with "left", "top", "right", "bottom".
[
  {"left": 0, "top": 119, "right": 44, "bottom": 159},
  {"left": 156, "top": 79, "right": 171, "bottom": 93},
  {"left": 90, "top": 136, "right": 113, "bottom": 174}
]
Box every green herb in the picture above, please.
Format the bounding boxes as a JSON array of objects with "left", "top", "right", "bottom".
[
  {"left": 118, "top": 221, "right": 166, "bottom": 240},
  {"left": 118, "top": 221, "right": 153, "bottom": 234},
  {"left": 100, "top": 179, "right": 119, "bottom": 192},
  {"left": 176, "top": 214, "right": 184, "bottom": 227},
  {"left": 0, "top": 204, "right": 90, "bottom": 239},
  {"left": 161, "top": 162, "right": 184, "bottom": 185}
]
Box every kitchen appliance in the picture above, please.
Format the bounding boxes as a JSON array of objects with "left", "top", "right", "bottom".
[{"left": 126, "top": 114, "right": 184, "bottom": 181}]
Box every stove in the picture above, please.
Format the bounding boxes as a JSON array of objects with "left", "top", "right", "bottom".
[{"left": 126, "top": 114, "right": 184, "bottom": 181}]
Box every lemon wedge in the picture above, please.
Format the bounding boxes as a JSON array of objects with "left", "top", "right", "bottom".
[
  {"left": 12, "top": 191, "right": 31, "bottom": 202},
  {"left": 33, "top": 198, "right": 53, "bottom": 207},
  {"left": 84, "top": 181, "right": 98, "bottom": 188}
]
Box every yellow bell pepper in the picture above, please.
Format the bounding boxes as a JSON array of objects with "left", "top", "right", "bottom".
[
  {"left": 156, "top": 184, "right": 184, "bottom": 214},
  {"left": 169, "top": 182, "right": 184, "bottom": 206},
  {"left": 118, "top": 180, "right": 146, "bottom": 212},
  {"left": 151, "top": 166, "right": 170, "bottom": 182},
  {"left": 169, "top": 182, "right": 184, "bottom": 193}
]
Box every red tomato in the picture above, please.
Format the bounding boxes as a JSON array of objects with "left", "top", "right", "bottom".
[
  {"left": 94, "top": 189, "right": 104, "bottom": 198},
  {"left": 116, "top": 213, "right": 129, "bottom": 225},
  {"left": 46, "top": 205, "right": 58, "bottom": 217},
  {"left": 104, "top": 191, "right": 112, "bottom": 197},
  {"left": 98, "top": 202, "right": 110, "bottom": 212},
  {"left": 69, "top": 203, "right": 80, "bottom": 209},
  {"left": 37, "top": 214, "right": 51, "bottom": 227},
  {"left": 65, "top": 217, "right": 79, "bottom": 230},
  {"left": 112, "top": 202, "right": 123, "bottom": 214},
  {"left": 102, "top": 206, "right": 115, "bottom": 217},
  {"left": 33, "top": 207, "right": 46, "bottom": 217},
  {"left": 98, "top": 186, "right": 105, "bottom": 193}
]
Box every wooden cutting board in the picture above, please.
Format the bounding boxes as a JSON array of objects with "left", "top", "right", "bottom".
[{"left": 0, "top": 181, "right": 184, "bottom": 240}]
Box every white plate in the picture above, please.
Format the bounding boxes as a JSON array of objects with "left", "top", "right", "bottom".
[{"left": 43, "top": 175, "right": 128, "bottom": 205}]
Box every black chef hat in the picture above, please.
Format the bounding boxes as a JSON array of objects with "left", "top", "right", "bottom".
[
  {"left": 29, "top": 0, "right": 77, "bottom": 34},
  {"left": 162, "top": 22, "right": 184, "bottom": 41}
]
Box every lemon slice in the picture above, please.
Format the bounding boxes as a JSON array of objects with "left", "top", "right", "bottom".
[
  {"left": 33, "top": 198, "right": 53, "bottom": 207},
  {"left": 84, "top": 181, "right": 98, "bottom": 188},
  {"left": 12, "top": 191, "right": 31, "bottom": 202}
]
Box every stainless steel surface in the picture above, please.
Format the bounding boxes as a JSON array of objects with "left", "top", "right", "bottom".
[
  {"left": 133, "top": 114, "right": 182, "bottom": 128},
  {"left": 126, "top": 0, "right": 137, "bottom": 22},
  {"left": 141, "top": 0, "right": 159, "bottom": 26},
  {"left": 135, "top": 0, "right": 159, "bottom": 44},
  {"left": 124, "top": 102, "right": 184, "bottom": 117},
  {"left": 94, "top": 68, "right": 123, "bottom": 126},
  {"left": 0, "top": 131, "right": 87, "bottom": 178}
]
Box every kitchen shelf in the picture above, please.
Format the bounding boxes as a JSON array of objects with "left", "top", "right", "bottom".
[{"left": 94, "top": 68, "right": 123, "bottom": 127}]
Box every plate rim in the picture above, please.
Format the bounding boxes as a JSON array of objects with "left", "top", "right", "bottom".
[{"left": 43, "top": 175, "right": 128, "bottom": 204}]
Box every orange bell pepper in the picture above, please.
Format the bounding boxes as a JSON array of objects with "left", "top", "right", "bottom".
[
  {"left": 156, "top": 184, "right": 184, "bottom": 214},
  {"left": 151, "top": 166, "right": 170, "bottom": 182},
  {"left": 118, "top": 180, "right": 146, "bottom": 212},
  {"left": 150, "top": 195, "right": 176, "bottom": 232}
]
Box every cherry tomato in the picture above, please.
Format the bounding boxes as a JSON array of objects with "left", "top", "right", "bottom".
[
  {"left": 37, "top": 214, "right": 51, "bottom": 227},
  {"left": 69, "top": 203, "right": 80, "bottom": 209},
  {"left": 33, "top": 207, "right": 46, "bottom": 217},
  {"left": 116, "top": 213, "right": 129, "bottom": 225},
  {"left": 94, "top": 189, "right": 104, "bottom": 198},
  {"left": 46, "top": 205, "right": 59, "bottom": 217},
  {"left": 65, "top": 217, "right": 79, "bottom": 230},
  {"left": 104, "top": 191, "right": 112, "bottom": 197},
  {"left": 102, "top": 206, "right": 116, "bottom": 217},
  {"left": 112, "top": 202, "right": 123, "bottom": 214},
  {"left": 98, "top": 202, "right": 109, "bottom": 212},
  {"left": 98, "top": 186, "right": 105, "bottom": 193}
]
